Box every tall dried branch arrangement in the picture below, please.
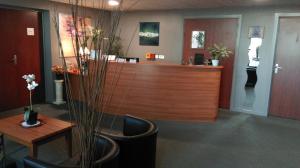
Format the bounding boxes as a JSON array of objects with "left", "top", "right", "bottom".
[{"left": 53, "top": 0, "right": 128, "bottom": 167}]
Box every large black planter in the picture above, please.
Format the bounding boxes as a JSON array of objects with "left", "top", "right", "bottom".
[
  {"left": 24, "top": 108, "right": 38, "bottom": 125},
  {"left": 27, "top": 111, "right": 38, "bottom": 125}
]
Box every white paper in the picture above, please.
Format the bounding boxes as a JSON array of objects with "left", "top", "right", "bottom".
[
  {"left": 159, "top": 55, "right": 165, "bottom": 59},
  {"left": 129, "top": 59, "right": 137, "bottom": 63},
  {"left": 27, "top": 28, "right": 35, "bottom": 36},
  {"left": 117, "top": 58, "right": 126, "bottom": 63},
  {"left": 108, "top": 55, "right": 116, "bottom": 61}
]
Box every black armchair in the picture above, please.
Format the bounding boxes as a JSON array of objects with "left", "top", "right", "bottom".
[
  {"left": 98, "top": 115, "right": 158, "bottom": 168},
  {"left": 23, "top": 135, "right": 119, "bottom": 168},
  {"left": 0, "top": 133, "right": 17, "bottom": 168}
]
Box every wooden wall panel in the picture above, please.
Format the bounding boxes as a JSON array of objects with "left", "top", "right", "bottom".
[
  {"left": 183, "top": 18, "right": 238, "bottom": 109},
  {"left": 0, "top": 8, "right": 42, "bottom": 111},
  {"left": 269, "top": 17, "right": 300, "bottom": 120},
  {"left": 69, "top": 63, "right": 223, "bottom": 121}
]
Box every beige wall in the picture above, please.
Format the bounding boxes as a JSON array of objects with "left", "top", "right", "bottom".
[
  {"left": 119, "top": 11, "right": 184, "bottom": 63},
  {"left": 118, "top": 6, "right": 300, "bottom": 116}
]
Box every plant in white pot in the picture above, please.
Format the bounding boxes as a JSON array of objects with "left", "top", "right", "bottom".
[{"left": 208, "top": 44, "right": 232, "bottom": 66}]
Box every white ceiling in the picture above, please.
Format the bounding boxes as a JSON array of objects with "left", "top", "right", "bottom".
[{"left": 50, "top": 0, "right": 300, "bottom": 11}]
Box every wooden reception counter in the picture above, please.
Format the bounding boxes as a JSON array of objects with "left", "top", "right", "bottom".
[{"left": 69, "top": 62, "right": 223, "bottom": 121}]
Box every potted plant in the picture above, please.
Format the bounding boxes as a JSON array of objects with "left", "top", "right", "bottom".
[
  {"left": 208, "top": 43, "right": 232, "bottom": 66},
  {"left": 22, "top": 74, "right": 39, "bottom": 125},
  {"left": 51, "top": 65, "right": 64, "bottom": 80},
  {"left": 52, "top": 1, "right": 125, "bottom": 167},
  {"left": 110, "top": 36, "right": 124, "bottom": 56},
  {"left": 51, "top": 65, "right": 66, "bottom": 105}
]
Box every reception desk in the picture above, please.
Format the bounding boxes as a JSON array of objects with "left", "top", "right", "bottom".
[{"left": 69, "top": 62, "right": 223, "bottom": 121}]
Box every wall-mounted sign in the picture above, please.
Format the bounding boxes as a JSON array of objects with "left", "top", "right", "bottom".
[
  {"left": 27, "top": 28, "right": 35, "bottom": 36},
  {"left": 248, "top": 26, "right": 264, "bottom": 38}
]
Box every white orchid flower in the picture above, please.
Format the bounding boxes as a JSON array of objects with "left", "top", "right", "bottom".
[
  {"left": 28, "top": 74, "right": 36, "bottom": 81},
  {"left": 23, "top": 74, "right": 39, "bottom": 111},
  {"left": 27, "top": 81, "right": 39, "bottom": 91},
  {"left": 31, "top": 81, "right": 39, "bottom": 89},
  {"left": 27, "top": 84, "right": 33, "bottom": 90},
  {"left": 22, "top": 74, "right": 36, "bottom": 83},
  {"left": 22, "top": 75, "right": 28, "bottom": 80}
]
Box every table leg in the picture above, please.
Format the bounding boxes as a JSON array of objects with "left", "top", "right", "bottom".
[
  {"left": 65, "top": 129, "right": 72, "bottom": 158},
  {"left": 29, "top": 144, "right": 38, "bottom": 158}
]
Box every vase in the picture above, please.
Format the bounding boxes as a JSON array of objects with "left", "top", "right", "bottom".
[
  {"left": 212, "top": 59, "right": 219, "bottom": 66},
  {"left": 56, "top": 74, "right": 64, "bottom": 80},
  {"left": 24, "top": 107, "right": 30, "bottom": 122},
  {"left": 24, "top": 109, "right": 38, "bottom": 125},
  {"left": 53, "top": 80, "right": 66, "bottom": 105}
]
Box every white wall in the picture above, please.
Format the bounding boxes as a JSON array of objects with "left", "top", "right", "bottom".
[
  {"left": 118, "top": 6, "right": 300, "bottom": 116},
  {"left": 119, "top": 11, "right": 184, "bottom": 63}
]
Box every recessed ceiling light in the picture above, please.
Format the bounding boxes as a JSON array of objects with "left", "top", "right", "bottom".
[{"left": 108, "top": 0, "right": 119, "bottom": 6}]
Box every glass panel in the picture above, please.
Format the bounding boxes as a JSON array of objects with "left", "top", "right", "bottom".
[
  {"left": 248, "top": 38, "right": 262, "bottom": 67},
  {"left": 191, "top": 31, "right": 205, "bottom": 49},
  {"left": 243, "top": 37, "right": 263, "bottom": 108}
]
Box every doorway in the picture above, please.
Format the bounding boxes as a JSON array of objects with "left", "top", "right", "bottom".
[
  {"left": 183, "top": 18, "right": 239, "bottom": 109},
  {"left": 269, "top": 16, "right": 300, "bottom": 120},
  {"left": 0, "top": 7, "right": 44, "bottom": 112}
]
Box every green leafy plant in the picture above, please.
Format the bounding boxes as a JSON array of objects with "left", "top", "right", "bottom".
[
  {"left": 208, "top": 44, "right": 232, "bottom": 60},
  {"left": 110, "top": 36, "right": 123, "bottom": 56}
]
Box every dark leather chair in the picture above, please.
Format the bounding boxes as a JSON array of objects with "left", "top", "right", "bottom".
[
  {"left": 0, "top": 134, "right": 17, "bottom": 168},
  {"left": 23, "top": 135, "right": 119, "bottom": 168},
  {"left": 98, "top": 115, "right": 158, "bottom": 168}
]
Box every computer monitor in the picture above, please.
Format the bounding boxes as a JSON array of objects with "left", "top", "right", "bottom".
[{"left": 194, "top": 53, "right": 204, "bottom": 65}]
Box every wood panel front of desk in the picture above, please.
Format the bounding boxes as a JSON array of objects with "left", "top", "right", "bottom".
[{"left": 69, "top": 63, "right": 223, "bottom": 121}]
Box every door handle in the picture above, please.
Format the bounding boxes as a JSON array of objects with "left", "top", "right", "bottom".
[
  {"left": 274, "top": 63, "right": 282, "bottom": 74},
  {"left": 11, "top": 54, "right": 17, "bottom": 65}
]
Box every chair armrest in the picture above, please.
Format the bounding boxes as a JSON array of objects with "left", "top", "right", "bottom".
[
  {"left": 96, "top": 127, "right": 158, "bottom": 142},
  {"left": 23, "top": 156, "right": 75, "bottom": 168},
  {"left": 95, "top": 129, "right": 127, "bottom": 141},
  {"left": 24, "top": 156, "right": 54, "bottom": 168}
]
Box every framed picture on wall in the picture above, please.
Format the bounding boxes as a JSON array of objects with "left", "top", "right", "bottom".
[
  {"left": 58, "top": 13, "right": 93, "bottom": 57},
  {"left": 139, "top": 22, "right": 160, "bottom": 46},
  {"left": 191, "top": 31, "right": 205, "bottom": 48},
  {"left": 248, "top": 26, "right": 264, "bottom": 38}
]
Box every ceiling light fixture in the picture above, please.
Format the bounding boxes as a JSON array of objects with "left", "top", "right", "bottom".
[{"left": 108, "top": 0, "right": 119, "bottom": 6}]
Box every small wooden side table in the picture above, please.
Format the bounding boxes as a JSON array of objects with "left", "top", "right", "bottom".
[{"left": 0, "top": 114, "right": 73, "bottom": 158}]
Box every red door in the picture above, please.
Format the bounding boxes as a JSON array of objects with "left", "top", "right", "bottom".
[
  {"left": 269, "top": 17, "right": 300, "bottom": 119},
  {"left": 0, "top": 8, "right": 42, "bottom": 111},
  {"left": 183, "top": 18, "right": 238, "bottom": 109}
]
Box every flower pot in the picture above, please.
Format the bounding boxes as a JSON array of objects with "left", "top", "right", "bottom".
[
  {"left": 212, "top": 59, "right": 219, "bottom": 66},
  {"left": 56, "top": 74, "right": 64, "bottom": 80},
  {"left": 24, "top": 109, "right": 38, "bottom": 125}
]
